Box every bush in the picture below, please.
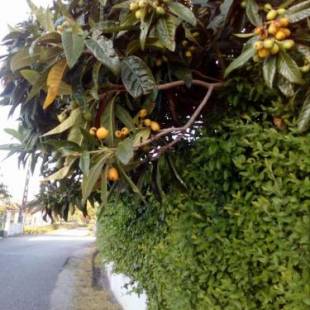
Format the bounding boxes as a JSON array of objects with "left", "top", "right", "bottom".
[
  {"left": 24, "top": 225, "right": 57, "bottom": 235},
  {"left": 98, "top": 117, "right": 310, "bottom": 310}
]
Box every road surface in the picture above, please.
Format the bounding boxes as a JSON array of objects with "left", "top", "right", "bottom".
[{"left": 0, "top": 228, "right": 95, "bottom": 310}]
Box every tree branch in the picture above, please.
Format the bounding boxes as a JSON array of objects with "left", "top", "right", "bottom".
[
  {"left": 135, "top": 85, "right": 216, "bottom": 149},
  {"left": 99, "top": 79, "right": 223, "bottom": 99}
]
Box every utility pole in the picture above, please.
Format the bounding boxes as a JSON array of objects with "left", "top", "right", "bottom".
[{"left": 18, "top": 165, "right": 31, "bottom": 223}]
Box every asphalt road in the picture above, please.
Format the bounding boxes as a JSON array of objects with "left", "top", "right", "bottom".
[{"left": 0, "top": 228, "right": 95, "bottom": 310}]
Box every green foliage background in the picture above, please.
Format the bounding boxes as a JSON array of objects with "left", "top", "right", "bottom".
[{"left": 98, "top": 80, "right": 310, "bottom": 310}]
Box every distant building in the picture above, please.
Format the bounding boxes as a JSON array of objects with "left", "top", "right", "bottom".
[
  {"left": 0, "top": 203, "right": 23, "bottom": 237},
  {"left": 24, "top": 204, "right": 52, "bottom": 227}
]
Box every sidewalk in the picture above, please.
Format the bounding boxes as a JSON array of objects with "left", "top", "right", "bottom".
[{"left": 50, "top": 245, "right": 120, "bottom": 310}]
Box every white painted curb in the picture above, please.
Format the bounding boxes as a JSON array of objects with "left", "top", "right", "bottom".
[{"left": 105, "top": 263, "right": 147, "bottom": 310}]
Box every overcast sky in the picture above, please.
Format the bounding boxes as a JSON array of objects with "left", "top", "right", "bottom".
[{"left": 0, "top": 0, "right": 53, "bottom": 203}]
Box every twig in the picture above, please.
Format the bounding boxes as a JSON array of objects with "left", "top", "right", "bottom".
[
  {"left": 98, "top": 79, "right": 223, "bottom": 98},
  {"left": 135, "top": 85, "right": 215, "bottom": 149}
]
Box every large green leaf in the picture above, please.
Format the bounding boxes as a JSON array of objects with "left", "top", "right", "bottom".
[
  {"left": 27, "top": 0, "right": 54, "bottom": 32},
  {"left": 263, "top": 57, "right": 277, "bottom": 89},
  {"left": 20, "top": 70, "right": 40, "bottom": 85},
  {"left": 121, "top": 56, "right": 156, "bottom": 98},
  {"left": 288, "top": 8, "right": 310, "bottom": 22},
  {"left": 44, "top": 157, "right": 76, "bottom": 181},
  {"left": 133, "top": 128, "right": 151, "bottom": 147},
  {"left": 224, "top": 47, "right": 255, "bottom": 77},
  {"left": 208, "top": 0, "right": 233, "bottom": 31},
  {"left": 79, "top": 152, "right": 90, "bottom": 175},
  {"left": 277, "top": 76, "right": 295, "bottom": 97},
  {"left": 116, "top": 138, "right": 134, "bottom": 165},
  {"left": 43, "top": 108, "right": 81, "bottom": 136},
  {"left": 298, "top": 93, "right": 310, "bottom": 133},
  {"left": 246, "top": 0, "right": 262, "bottom": 26},
  {"left": 168, "top": 2, "right": 197, "bottom": 26},
  {"left": 100, "top": 97, "right": 115, "bottom": 146},
  {"left": 156, "top": 16, "right": 177, "bottom": 51},
  {"left": 117, "top": 163, "right": 145, "bottom": 202},
  {"left": 62, "top": 30, "right": 85, "bottom": 68},
  {"left": 82, "top": 154, "right": 107, "bottom": 203},
  {"left": 115, "top": 104, "right": 135, "bottom": 129},
  {"left": 10, "top": 49, "right": 34, "bottom": 72},
  {"left": 287, "top": 0, "right": 310, "bottom": 14},
  {"left": 85, "top": 37, "right": 120, "bottom": 75},
  {"left": 277, "top": 51, "right": 304, "bottom": 85},
  {"left": 140, "top": 15, "right": 153, "bottom": 50},
  {"left": 296, "top": 44, "right": 310, "bottom": 59}
]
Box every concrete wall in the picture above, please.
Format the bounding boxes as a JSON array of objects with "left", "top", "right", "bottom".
[
  {"left": 105, "top": 263, "right": 147, "bottom": 310},
  {"left": 2, "top": 210, "right": 23, "bottom": 237},
  {"left": 24, "top": 210, "right": 51, "bottom": 227}
]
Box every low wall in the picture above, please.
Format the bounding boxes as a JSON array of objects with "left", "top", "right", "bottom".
[
  {"left": 105, "top": 263, "right": 147, "bottom": 310},
  {"left": 7, "top": 223, "right": 23, "bottom": 236}
]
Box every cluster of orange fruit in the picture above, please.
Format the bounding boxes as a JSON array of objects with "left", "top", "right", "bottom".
[
  {"left": 129, "top": 0, "right": 170, "bottom": 20},
  {"left": 138, "top": 109, "right": 161, "bottom": 132},
  {"left": 253, "top": 6, "right": 294, "bottom": 59},
  {"left": 89, "top": 126, "right": 108, "bottom": 140},
  {"left": 89, "top": 126, "right": 109, "bottom": 140},
  {"left": 115, "top": 127, "right": 129, "bottom": 139}
]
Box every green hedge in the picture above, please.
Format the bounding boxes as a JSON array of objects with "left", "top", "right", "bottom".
[{"left": 98, "top": 118, "right": 310, "bottom": 310}]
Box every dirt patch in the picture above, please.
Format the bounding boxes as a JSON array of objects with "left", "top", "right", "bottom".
[{"left": 71, "top": 247, "right": 121, "bottom": 310}]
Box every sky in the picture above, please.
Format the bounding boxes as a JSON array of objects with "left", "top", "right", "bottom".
[{"left": 0, "top": 0, "right": 53, "bottom": 203}]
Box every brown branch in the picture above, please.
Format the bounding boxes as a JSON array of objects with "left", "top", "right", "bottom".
[
  {"left": 135, "top": 85, "right": 216, "bottom": 149},
  {"left": 98, "top": 79, "right": 223, "bottom": 99}
]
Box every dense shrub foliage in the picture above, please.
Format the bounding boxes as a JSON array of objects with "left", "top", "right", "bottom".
[
  {"left": 98, "top": 85, "right": 310, "bottom": 309},
  {"left": 0, "top": 0, "right": 309, "bottom": 216}
]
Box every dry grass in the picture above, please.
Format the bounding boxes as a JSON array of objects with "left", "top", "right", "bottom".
[{"left": 72, "top": 248, "right": 121, "bottom": 310}]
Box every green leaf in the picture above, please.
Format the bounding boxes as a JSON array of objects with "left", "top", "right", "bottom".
[
  {"left": 10, "top": 49, "right": 34, "bottom": 72},
  {"left": 224, "top": 47, "right": 255, "bottom": 77},
  {"left": 172, "top": 65, "right": 192, "bottom": 87},
  {"left": 115, "top": 104, "right": 135, "bottom": 129},
  {"left": 298, "top": 93, "right": 310, "bottom": 133},
  {"left": 44, "top": 157, "right": 76, "bottom": 181},
  {"left": 277, "top": 51, "right": 304, "bottom": 85},
  {"left": 296, "top": 44, "right": 310, "bottom": 59},
  {"left": 156, "top": 16, "right": 177, "bottom": 51},
  {"left": 168, "top": 2, "right": 197, "bottom": 26},
  {"left": 288, "top": 7, "right": 310, "bottom": 22},
  {"left": 208, "top": 0, "right": 233, "bottom": 31},
  {"left": 153, "top": 160, "right": 165, "bottom": 201},
  {"left": 62, "top": 30, "right": 85, "bottom": 68},
  {"left": 117, "top": 163, "right": 146, "bottom": 202},
  {"left": 277, "top": 76, "right": 295, "bottom": 97},
  {"left": 233, "top": 33, "right": 256, "bottom": 38},
  {"left": 42, "top": 108, "right": 81, "bottom": 137},
  {"left": 140, "top": 15, "right": 153, "bottom": 50},
  {"left": 20, "top": 69, "right": 40, "bottom": 85},
  {"left": 27, "top": 0, "right": 54, "bottom": 32},
  {"left": 3, "top": 128, "right": 23, "bottom": 142},
  {"left": 100, "top": 165, "right": 108, "bottom": 211},
  {"left": 263, "top": 57, "right": 277, "bottom": 89},
  {"left": 167, "top": 154, "right": 187, "bottom": 189},
  {"left": 121, "top": 56, "right": 156, "bottom": 98},
  {"left": 287, "top": 0, "right": 310, "bottom": 14},
  {"left": 82, "top": 155, "right": 107, "bottom": 203},
  {"left": 79, "top": 152, "right": 90, "bottom": 175},
  {"left": 100, "top": 97, "right": 115, "bottom": 146},
  {"left": 133, "top": 128, "right": 151, "bottom": 147},
  {"left": 116, "top": 138, "right": 134, "bottom": 165},
  {"left": 246, "top": 0, "right": 263, "bottom": 26},
  {"left": 303, "top": 297, "right": 310, "bottom": 306},
  {"left": 85, "top": 37, "right": 120, "bottom": 75}
]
